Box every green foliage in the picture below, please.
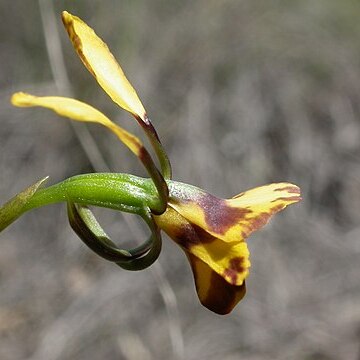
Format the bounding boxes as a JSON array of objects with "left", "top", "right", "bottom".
[{"left": 0, "top": 177, "right": 48, "bottom": 232}]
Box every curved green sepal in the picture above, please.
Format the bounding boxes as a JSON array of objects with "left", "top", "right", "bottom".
[
  {"left": 68, "top": 202, "right": 133, "bottom": 261},
  {"left": 0, "top": 177, "right": 49, "bottom": 232},
  {"left": 116, "top": 211, "right": 162, "bottom": 271},
  {"left": 67, "top": 202, "right": 162, "bottom": 270}
]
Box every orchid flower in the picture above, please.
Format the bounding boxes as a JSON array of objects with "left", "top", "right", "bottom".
[{"left": 0, "top": 12, "right": 301, "bottom": 314}]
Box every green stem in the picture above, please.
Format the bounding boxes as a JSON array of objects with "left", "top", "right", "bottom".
[{"left": 23, "top": 173, "right": 160, "bottom": 215}]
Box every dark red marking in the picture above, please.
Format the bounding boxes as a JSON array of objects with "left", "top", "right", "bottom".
[
  {"left": 188, "top": 253, "right": 247, "bottom": 315},
  {"left": 270, "top": 204, "right": 287, "bottom": 213},
  {"left": 197, "top": 193, "right": 252, "bottom": 235},
  {"left": 232, "top": 192, "right": 245, "bottom": 199},
  {"left": 272, "top": 195, "right": 302, "bottom": 202},
  {"left": 239, "top": 204, "right": 287, "bottom": 238},
  {"left": 135, "top": 114, "right": 161, "bottom": 141},
  {"left": 138, "top": 145, "right": 152, "bottom": 164},
  {"left": 274, "top": 185, "right": 300, "bottom": 194},
  {"left": 172, "top": 222, "right": 217, "bottom": 250},
  {"left": 249, "top": 212, "right": 270, "bottom": 231},
  {"left": 62, "top": 16, "right": 97, "bottom": 78},
  {"left": 223, "top": 256, "right": 246, "bottom": 285}
]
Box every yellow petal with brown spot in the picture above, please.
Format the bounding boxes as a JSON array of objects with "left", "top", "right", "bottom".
[
  {"left": 11, "top": 92, "right": 142, "bottom": 156},
  {"left": 190, "top": 237, "right": 250, "bottom": 286},
  {"left": 186, "top": 253, "right": 247, "bottom": 315},
  {"left": 225, "top": 182, "right": 301, "bottom": 241},
  {"left": 155, "top": 206, "right": 251, "bottom": 286},
  {"left": 169, "top": 182, "right": 301, "bottom": 243},
  {"left": 61, "top": 11, "right": 146, "bottom": 120}
]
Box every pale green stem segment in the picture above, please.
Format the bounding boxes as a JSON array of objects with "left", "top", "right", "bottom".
[{"left": 23, "top": 173, "right": 161, "bottom": 214}]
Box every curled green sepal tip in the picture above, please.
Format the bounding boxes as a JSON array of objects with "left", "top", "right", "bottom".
[
  {"left": 0, "top": 177, "right": 49, "bottom": 232},
  {"left": 67, "top": 201, "right": 162, "bottom": 271}
]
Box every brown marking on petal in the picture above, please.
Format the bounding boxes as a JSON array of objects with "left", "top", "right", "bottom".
[
  {"left": 172, "top": 222, "right": 217, "bottom": 250},
  {"left": 240, "top": 203, "right": 291, "bottom": 238},
  {"left": 187, "top": 253, "right": 247, "bottom": 314},
  {"left": 274, "top": 185, "right": 300, "bottom": 194},
  {"left": 143, "top": 114, "right": 161, "bottom": 140},
  {"left": 193, "top": 224, "right": 218, "bottom": 244},
  {"left": 232, "top": 192, "right": 245, "bottom": 199},
  {"left": 272, "top": 195, "right": 302, "bottom": 202},
  {"left": 202, "top": 271, "right": 246, "bottom": 315},
  {"left": 134, "top": 113, "right": 149, "bottom": 129},
  {"left": 248, "top": 212, "right": 271, "bottom": 232},
  {"left": 62, "top": 14, "right": 96, "bottom": 78},
  {"left": 223, "top": 256, "right": 246, "bottom": 285},
  {"left": 269, "top": 204, "right": 286, "bottom": 213},
  {"left": 198, "top": 193, "right": 252, "bottom": 235},
  {"left": 138, "top": 145, "right": 152, "bottom": 164}
]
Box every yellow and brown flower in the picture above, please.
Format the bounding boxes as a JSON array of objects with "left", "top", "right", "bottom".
[
  {"left": 155, "top": 182, "right": 301, "bottom": 314},
  {"left": 10, "top": 11, "right": 301, "bottom": 314}
]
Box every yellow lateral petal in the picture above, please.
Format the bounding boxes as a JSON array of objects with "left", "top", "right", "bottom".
[
  {"left": 190, "top": 237, "right": 250, "bottom": 286},
  {"left": 11, "top": 92, "right": 142, "bottom": 156},
  {"left": 61, "top": 11, "right": 146, "bottom": 121},
  {"left": 225, "top": 182, "right": 301, "bottom": 241},
  {"left": 169, "top": 182, "right": 301, "bottom": 243},
  {"left": 186, "top": 253, "right": 247, "bottom": 315},
  {"left": 154, "top": 206, "right": 251, "bottom": 286}
]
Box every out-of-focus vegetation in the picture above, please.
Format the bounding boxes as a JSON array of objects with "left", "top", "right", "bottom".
[{"left": 1, "top": 1, "right": 360, "bottom": 359}]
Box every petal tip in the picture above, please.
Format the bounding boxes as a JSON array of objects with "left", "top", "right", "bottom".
[
  {"left": 61, "top": 11, "right": 72, "bottom": 24},
  {"left": 275, "top": 183, "right": 301, "bottom": 193},
  {"left": 11, "top": 92, "right": 33, "bottom": 107},
  {"left": 274, "top": 183, "right": 302, "bottom": 204}
]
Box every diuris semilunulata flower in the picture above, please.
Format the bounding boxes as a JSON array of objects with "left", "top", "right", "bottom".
[
  {"left": 5, "top": 11, "right": 301, "bottom": 314},
  {"left": 155, "top": 181, "right": 300, "bottom": 314}
]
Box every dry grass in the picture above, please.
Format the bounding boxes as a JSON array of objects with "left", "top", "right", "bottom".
[{"left": 1, "top": 1, "right": 360, "bottom": 359}]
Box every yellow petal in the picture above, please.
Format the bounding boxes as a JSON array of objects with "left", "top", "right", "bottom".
[
  {"left": 61, "top": 11, "right": 146, "bottom": 120},
  {"left": 154, "top": 206, "right": 251, "bottom": 286},
  {"left": 169, "top": 182, "right": 301, "bottom": 243},
  {"left": 190, "top": 236, "right": 250, "bottom": 286},
  {"left": 11, "top": 92, "right": 142, "bottom": 156},
  {"left": 225, "top": 182, "right": 301, "bottom": 241},
  {"left": 187, "top": 253, "right": 247, "bottom": 315}
]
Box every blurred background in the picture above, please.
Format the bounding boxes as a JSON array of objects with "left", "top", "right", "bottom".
[{"left": 1, "top": 0, "right": 360, "bottom": 359}]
